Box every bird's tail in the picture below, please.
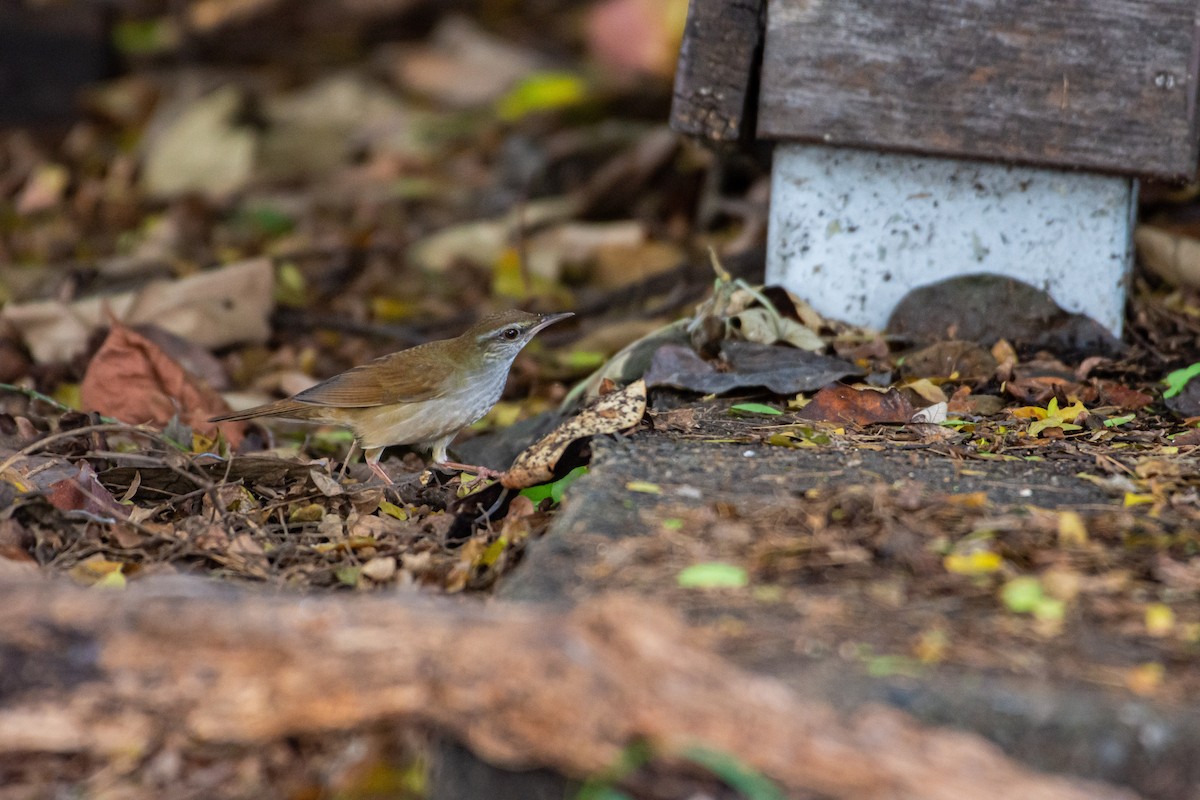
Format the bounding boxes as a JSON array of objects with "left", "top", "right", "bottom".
[{"left": 209, "top": 399, "right": 314, "bottom": 423}]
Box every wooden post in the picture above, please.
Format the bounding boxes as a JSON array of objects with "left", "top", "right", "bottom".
[{"left": 673, "top": 0, "right": 1200, "bottom": 335}]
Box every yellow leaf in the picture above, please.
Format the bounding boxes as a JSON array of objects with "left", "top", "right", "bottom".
[
  {"left": 1056, "top": 511, "right": 1088, "bottom": 546},
  {"left": 371, "top": 296, "right": 419, "bottom": 322},
  {"left": 478, "top": 536, "right": 508, "bottom": 568},
  {"left": 1059, "top": 400, "right": 1087, "bottom": 421},
  {"left": 477, "top": 401, "right": 524, "bottom": 430},
  {"left": 904, "top": 378, "right": 948, "bottom": 404},
  {"left": 946, "top": 492, "right": 988, "bottom": 508},
  {"left": 52, "top": 383, "right": 82, "bottom": 411},
  {"left": 1, "top": 469, "right": 33, "bottom": 492},
  {"left": 492, "top": 247, "right": 529, "bottom": 300},
  {"left": 944, "top": 550, "right": 1003, "bottom": 575},
  {"left": 1011, "top": 405, "right": 1048, "bottom": 420},
  {"left": 1145, "top": 603, "right": 1175, "bottom": 637},
  {"left": 94, "top": 570, "right": 127, "bottom": 590},
  {"left": 625, "top": 480, "right": 662, "bottom": 494},
  {"left": 289, "top": 503, "right": 325, "bottom": 522},
  {"left": 378, "top": 501, "right": 408, "bottom": 520},
  {"left": 69, "top": 557, "right": 126, "bottom": 587},
  {"left": 1123, "top": 493, "right": 1156, "bottom": 507}
]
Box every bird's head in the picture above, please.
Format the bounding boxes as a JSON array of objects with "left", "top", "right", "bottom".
[{"left": 467, "top": 310, "right": 574, "bottom": 364}]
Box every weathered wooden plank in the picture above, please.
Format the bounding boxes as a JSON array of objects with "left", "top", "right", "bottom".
[
  {"left": 757, "top": 0, "right": 1200, "bottom": 178},
  {"left": 670, "top": 0, "right": 766, "bottom": 142}
]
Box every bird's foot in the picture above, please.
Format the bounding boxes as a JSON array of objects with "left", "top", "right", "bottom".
[
  {"left": 367, "top": 460, "right": 395, "bottom": 486},
  {"left": 437, "top": 460, "right": 504, "bottom": 487}
]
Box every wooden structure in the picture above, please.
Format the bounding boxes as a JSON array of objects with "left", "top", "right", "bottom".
[{"left": 672, "top": 0, "right": 1200, "bottom": 335}]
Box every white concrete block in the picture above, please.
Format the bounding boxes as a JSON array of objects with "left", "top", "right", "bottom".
[{"left": 765, "top": 143, "right": 1137, "bottom": 336}]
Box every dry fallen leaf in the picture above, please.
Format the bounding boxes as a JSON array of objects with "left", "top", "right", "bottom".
[
  {"left": 2, "top": 258, "right": 273, "bottom": 363},
  {"left": 730, "top": 307, "right": 825, "bottom": 351},
  {"left": 796, "top": 384, "right": 915, "bottom": 426},
  {"left": 80, "top": 321, "right": 244, "bottom": 447},
  {"left": 1135, "top": 225, "right": 1200, "bottom": 291},
  {"left": 47, "top": 461, "right": 129, "bottom": 521},
  {"left": 361, "top": 556, "right": 398, "bottom": 583},
  {"left": 503, "top": 379, "right": 646, "bottom": 489}
]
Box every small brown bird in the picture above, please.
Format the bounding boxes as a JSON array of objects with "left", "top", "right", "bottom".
[{"left": 210, "top": 310, "right": 573, "bottom": 483}]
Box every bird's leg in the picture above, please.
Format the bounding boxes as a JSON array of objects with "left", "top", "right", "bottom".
[
  {"left": 364, "top": 446, "right": 394, "bottom": 485},
  {"left": 339, "top": 439, "right": 359, "bottom": 481}
]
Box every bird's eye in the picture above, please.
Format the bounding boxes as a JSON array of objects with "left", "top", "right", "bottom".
[{"left": 501, "top": 327, "right": 521, "bottom": 340}]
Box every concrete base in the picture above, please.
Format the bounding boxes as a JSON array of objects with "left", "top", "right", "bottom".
[{"left": 764, "top": 144, "right": 1137, "bottom": 336}]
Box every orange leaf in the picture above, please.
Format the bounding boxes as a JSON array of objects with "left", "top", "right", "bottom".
[
  {"left": 796, "top": 385, "right": 913, "bottom": 426},
  {"left": 81, "top": 321, "right": 244, "bottom": 447}
]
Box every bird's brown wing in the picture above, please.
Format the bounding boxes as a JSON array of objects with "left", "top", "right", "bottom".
[{"left": 291, "top": 354, "right": 446, "bottom": 408}]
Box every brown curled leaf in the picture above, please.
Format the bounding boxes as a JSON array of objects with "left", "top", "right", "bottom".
[{"left": 502, "top": 379, "right": 646, "bottom": 489}]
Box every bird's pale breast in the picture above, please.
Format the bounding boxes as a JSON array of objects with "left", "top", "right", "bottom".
[{"left": 343, "top": 366, "right": 510, "bottom": 451}]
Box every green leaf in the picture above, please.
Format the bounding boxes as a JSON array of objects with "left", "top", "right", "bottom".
[
  {"left": 766, "top": 424, "right": 830, "bottom": 448},
  {"left": 864, "top": 654, "right": 923, "bottom": 678},
  {"left": 560, "top": 350, "right": 609, "bottom": 370},
  {"left": 729, "top": 402, "right": 782, "bottom": 416},
  {"left": 1001, "top": 576, "right": 1044, "bottom": 613},
  {"left": 112, "top": 17, "right": 180, "bottom": 56},
  {"left": 678, "top": 562, "right": 748, "bottom": 589},
  {"left": 575, "top": 741, "right": 654, "bottom": 800},
  {"left": 239, "top": 204, "right": 295, "bottom": 236},
  {"left": 275, "top": 262, "right": 308, "bottom": 307},
  {"left": 1163, "top": 363, "right": 1200, "bottom": 399},
  {"left": 1001, "top": 578, "right": 1064, "bottom": 622},
  {"left": 1104, "top": 414, "right": 1136, "bottom": 428},
  {"left": 1033, "top": 596, "right": 1065, "bottom": 622},
  {"left": 681, "top": 746, "right": 786, "bottom": 800},
  {"left": 335, "top": 566, "right": 362, "bottom": 587},
  {"left": 520, "top": 466, "right": 588, "bottom": 505},
  {"left": 497, "top": 71, "right": 588, "bottom": 121}
]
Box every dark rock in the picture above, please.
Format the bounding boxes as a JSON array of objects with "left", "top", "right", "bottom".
[
  {"left": 887, "top": 274, "right": 1123, "bottom": 356},
  {"left": 899, "top": 339, "right": 997, "bottom": 382},
  {"left": 1165, "top": 378, "right": 1200, "bottom": 419}
]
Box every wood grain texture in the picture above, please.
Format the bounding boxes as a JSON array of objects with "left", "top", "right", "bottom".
[
  {"left": 670, "top": 0, "right": 766, "bottom": 142},
  {"left": 758, "top": 0, "right": 1200, "bottom": 177},
  {"left": 0, "top": 576, "right": 1141, "bottom": 800}
]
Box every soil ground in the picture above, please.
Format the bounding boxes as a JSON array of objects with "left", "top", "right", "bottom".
[{"left": 503, "top": 399, "right": 1200, "bottom": 798}]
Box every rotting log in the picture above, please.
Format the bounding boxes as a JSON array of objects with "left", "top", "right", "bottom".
[{"left": 0, "top": 575, "right": 1141, "bottom": 800}]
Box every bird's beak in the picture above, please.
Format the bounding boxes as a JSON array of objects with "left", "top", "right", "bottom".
[{"left": 530, "top": 311, "right": 575, "bottom": 335}]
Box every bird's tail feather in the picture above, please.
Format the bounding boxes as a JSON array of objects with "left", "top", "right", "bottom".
[{"left": 209, "top": 399, "right": 313, "bottom": 423}]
